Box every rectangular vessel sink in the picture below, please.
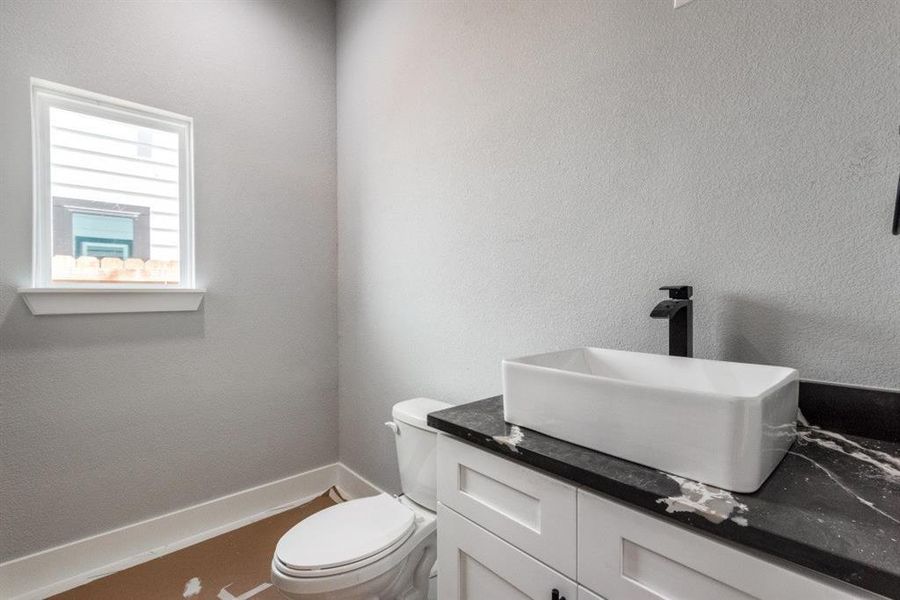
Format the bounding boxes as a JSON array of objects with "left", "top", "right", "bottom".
[{"left": 502, "top": 348, "right": 798, "bottom": 492}]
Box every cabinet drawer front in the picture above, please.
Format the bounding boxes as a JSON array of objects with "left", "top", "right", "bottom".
[
  {"left": 437, "top": 434, "right": 577, "bottom": 577},
  {"left": 577, "top": 490, "right": 877, "bottom": 600},
  {"left": 438, "top": 503, "right": 577, "bottom": 600}
]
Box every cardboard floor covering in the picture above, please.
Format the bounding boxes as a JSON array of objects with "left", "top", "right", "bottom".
[{"left": 49, "top": 489, "right": 341, "bottom": 600}]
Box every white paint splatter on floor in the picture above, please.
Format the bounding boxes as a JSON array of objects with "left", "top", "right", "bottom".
[
  {"left": 493, "top": 425, "right": 524, "bottom": 452},
  {"left": 657, "top": 474, "right": 749, "bottom": 526},
  {"left": 218, "top": 582, "right": 272, "bottom": 600},
  {"left": 182, "top": 577, "right": 202, "bottom": 598}
]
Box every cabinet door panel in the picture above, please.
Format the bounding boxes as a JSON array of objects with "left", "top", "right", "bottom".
[
  {"left": 577, "top": 489, "right": 880, "bottom": 600},
  {"left": 577, "top": 586, "right": 606, "bottom": 600},
  {"left": 437, "top": 434, "right": 577, "bottom": 577},
  {"left": 459, "top": 552, "right": 532, "bottom": 599},
  {"left": 438, "top": 502, "right": 577, "bottom": 600}
]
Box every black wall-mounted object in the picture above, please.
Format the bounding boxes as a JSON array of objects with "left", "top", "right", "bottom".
[
  {"left": 893, "top": 169, "right": 899, "bottom": 235},
  {"left": 894, "top": 126, "right": 899, "bottom": 235}
]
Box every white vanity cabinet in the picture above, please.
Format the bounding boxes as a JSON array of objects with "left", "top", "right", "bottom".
[{"left": 436, "top": 434, "right": 887, "bottom": 600}]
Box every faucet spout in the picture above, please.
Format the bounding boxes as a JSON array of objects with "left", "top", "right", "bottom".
[
  {"left": 650, "top": 299, "right": 689, "bottom": 319},
  {"left": 651, "top": 286, "right": 694, "bottom": 358}
]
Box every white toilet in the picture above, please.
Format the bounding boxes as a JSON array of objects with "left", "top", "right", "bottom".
[{"left": 271, "top": 398, "right": 450, "bottom": 600}]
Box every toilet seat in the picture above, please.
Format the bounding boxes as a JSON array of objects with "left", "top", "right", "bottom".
[{"left": 275, "top": 493, "right": 416, "bottom": 577}]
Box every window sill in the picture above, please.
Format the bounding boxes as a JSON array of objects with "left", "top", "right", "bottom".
[{"left": 19, "top": 287, "right": 205, "bottom": 315}]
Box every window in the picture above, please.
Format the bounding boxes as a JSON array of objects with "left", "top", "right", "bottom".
[{"left": 31, "top": 79, "right": 194, "bottom": 288}]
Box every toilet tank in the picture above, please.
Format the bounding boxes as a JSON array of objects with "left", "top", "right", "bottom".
[{"left": 389, "top": 398, "right": 451, "bottom": 511}]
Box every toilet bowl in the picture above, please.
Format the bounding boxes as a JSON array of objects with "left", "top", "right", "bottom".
[{"left": 271, "top": 398, "right": 450, "bottom": 600}]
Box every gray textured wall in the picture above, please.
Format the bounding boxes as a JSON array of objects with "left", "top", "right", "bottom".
[
  {"left": 0, "top": 0, "right": 337, "bottom": 561},
  {"left": 337, "top": 0, "right": 900, "bottom": 492}
]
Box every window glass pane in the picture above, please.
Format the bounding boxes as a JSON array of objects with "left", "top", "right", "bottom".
[{"left": 49, "top": 107, "right": 180, "bottom": 283}]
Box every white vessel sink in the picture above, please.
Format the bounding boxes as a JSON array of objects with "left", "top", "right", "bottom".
[{"left": 502, "top": 348, "right": 799, "bottom": 492}]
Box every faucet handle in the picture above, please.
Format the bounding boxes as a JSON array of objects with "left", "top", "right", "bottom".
[{"left": 660, "top": 285, "right": 693, "bottom": 299}]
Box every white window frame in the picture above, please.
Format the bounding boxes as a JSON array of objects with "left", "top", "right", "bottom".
[{"left": 21, "top": 79, "right": 203, "bottom": 314}]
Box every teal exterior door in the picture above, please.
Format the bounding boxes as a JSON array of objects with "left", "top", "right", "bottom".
[{"left": 71, "top": 212, "right": 135, "bottom": 259}]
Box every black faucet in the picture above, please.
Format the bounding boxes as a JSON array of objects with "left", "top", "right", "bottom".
[{"left": 650, "top": 286, "right": 693, "bottom": 358}]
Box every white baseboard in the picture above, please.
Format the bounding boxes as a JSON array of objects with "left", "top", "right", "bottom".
[
  {"left": 0, "top": 462, "right": 383, "bottom": 600},
  {"left": 335, "top": 462, "right": 383, "bottom": 499}
]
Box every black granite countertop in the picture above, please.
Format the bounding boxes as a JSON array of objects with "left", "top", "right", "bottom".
[{"left": 428, "top": 396, "right": 900, "bottom": 599}]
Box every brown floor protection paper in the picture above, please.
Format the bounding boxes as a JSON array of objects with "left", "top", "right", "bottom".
[{"left": 50, "top": 490, "right": 338, "bottom": 600}]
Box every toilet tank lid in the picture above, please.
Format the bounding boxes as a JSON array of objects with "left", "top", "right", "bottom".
[{"left": 392, "top": 398, "right": 451, "bottom": 430}]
